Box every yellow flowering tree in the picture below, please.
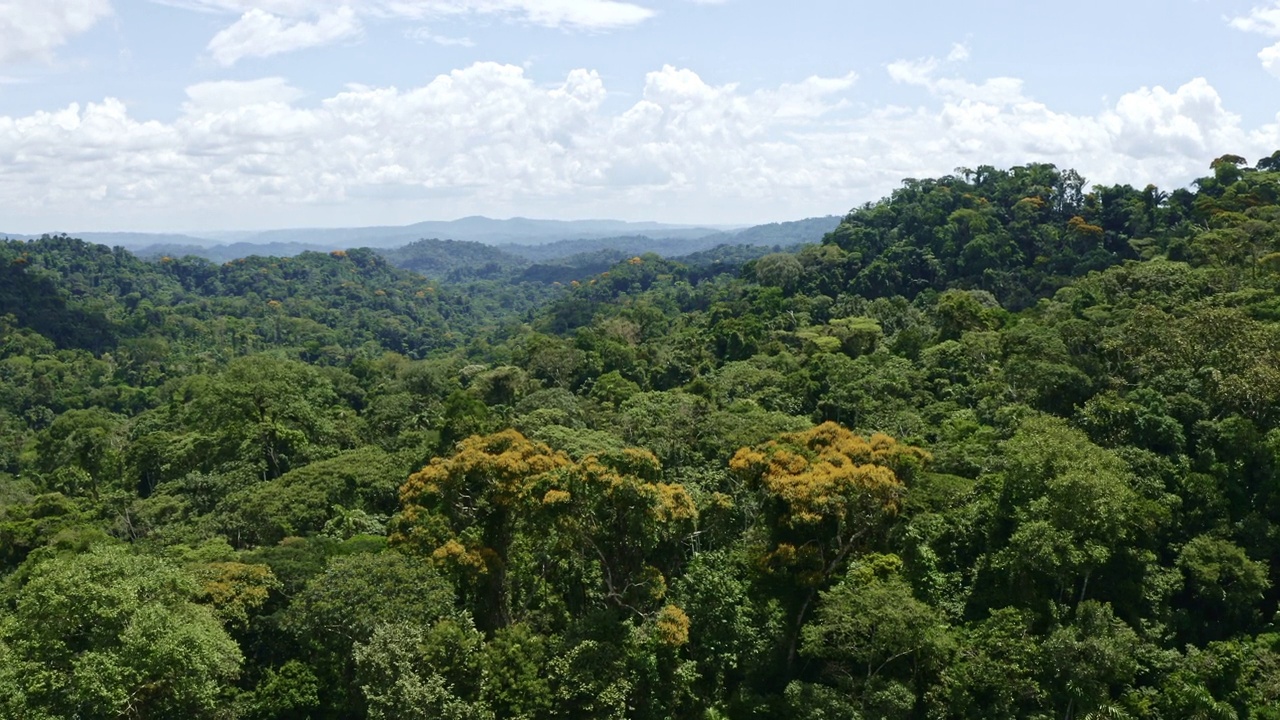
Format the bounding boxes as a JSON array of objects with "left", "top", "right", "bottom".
[
  {"left": 730, "top": 422, "right": 928, "bottom": 664},
  {"left": 393, "top": 432, "right": 698, "bottom": 630},
  {"left": 391, "top": 430, "right": 571, "bottom": 630},
  {"left": 534, "top": 448, "right": 698, "bottom": 620}
]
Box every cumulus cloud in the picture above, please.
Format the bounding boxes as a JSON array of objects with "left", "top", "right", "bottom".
[
  {"left": 0, "top": 0, "right": 113, "bottom": 66},
  {"left": 878, "top": 55, "right": 1271, "bottom": 186},
  {"left": 889, "top": 50, "right": 1025, "bottom": 106},
  {"left": 1, "top": 59, "right": 1277, "bottom": 229},
  {"left": 1230, "top": 1, "right": 1280, "bottom": 77}
]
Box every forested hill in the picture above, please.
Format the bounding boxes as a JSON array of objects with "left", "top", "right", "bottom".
[
  {"left": 122, "top": 215, "right": 840, "bottom": 280},
  {"left": 770, "top": 164, "right": 1204, "bottom": 308},
  {"left": 0, "top": 241, "right": 542, "bottom": 358},
  {"left": 3, "top": 153, "right": 1280, "bottom": 719},
  {"left": 378, "top": 238, "right": 530, "bottom": 281}
]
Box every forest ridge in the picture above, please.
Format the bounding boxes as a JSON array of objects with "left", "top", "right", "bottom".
[{"left": 1, "top": 152, "right": 1280, "bottom": 719}]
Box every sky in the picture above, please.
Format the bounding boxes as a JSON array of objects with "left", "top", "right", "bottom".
[{"left": 2, "top": 0, "right": 1280, "bottom": 233}]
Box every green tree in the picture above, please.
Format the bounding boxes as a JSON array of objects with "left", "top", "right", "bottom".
[
  {"left": 0, "top": 544, "right": 241, "bottom": 719},
  {"left": 182, "top": 354, "right": 347, "bottom": 481},
  {"left": 354, "top": 620, "right": 494, "bottom": 720},
  {"left": 983, "top": 416, "right": 1160, "bottom": 616},
  {"left": 282, "top": 550, "right": 458, "bottom": 717},
  {"left": 34, "top": 407, "right": 126, "bottom": 500},
  {"left": 1175, "top": 535, "right": 1269, "bottom": 644},
  {"left": 753, "top": 254, "right": 805, "bottom": 294},
  {"left": 1041, "top": 602, "right": 1144, "bottom": 720},
  {"left": 800, "top": 553, "right": 950, "bottom": 718},
  {"left": 531, "top": 448, "right": 697, "bottom": 619}
]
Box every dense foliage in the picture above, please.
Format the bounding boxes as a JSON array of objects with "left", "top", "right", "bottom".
[{"left": 3, "top": 153, "right": 1280, "bottom": 719}]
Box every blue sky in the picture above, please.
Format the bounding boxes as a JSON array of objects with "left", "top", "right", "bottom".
[{"left": 2, "top": 0, "right": 1280, "bottom": 232}]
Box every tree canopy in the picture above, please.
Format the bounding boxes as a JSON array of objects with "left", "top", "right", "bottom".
[{"left": 5, "top": 154, "right": 1280, "bottom": 718}]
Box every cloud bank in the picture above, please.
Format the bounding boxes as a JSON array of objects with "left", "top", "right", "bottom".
[{"left": 2, "top": 58, "right": 1278, "bottom": 229}]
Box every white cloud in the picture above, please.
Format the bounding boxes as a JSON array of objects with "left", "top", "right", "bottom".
[
  {"left": 405, "top": 26, "right": 475, "bottom": 46},
  {"left": 887, "top": 56, "right": 937, "bottom": 86},
  {"left": 478, "top": 0, "right": 655, "bottom": 29},
  {"left": 1103, "top": 78, "right": 1241, "bottom": 158},
  {"left": 1, "top": 59, "right": 1277, "bottom": 230},
  {"left": 877, "top": 56, "right": 1270, "bottom": 186},
  {"left": 184, "top": 77, "right": 305, "bottom": 111},
  {"left": 0, "top": 0, "right": 112, "bottom": 66},
  {"left": 889, "top": 50, "right": 1024, "bottom": 106},
  {"left": 366, "top": 0, "right": 656, "bottom": 28},
  {"left": 1230, "top": 2, "right": 1280, "bottom": 36},
  {"left": 1263, "top": 41, "right": 1280, "bottom": 77},
  {"left": 161, "top": 0, "right": 657, "bottom": 63},
  {"left": 764, "top": 72, "right": 858, "bottom": 120},
  {"left": 1230, "top": 2, "right": 1280, "bottom": 77},
  {"left": 207, "top": 6, "right": 361, "bottom": 66}
]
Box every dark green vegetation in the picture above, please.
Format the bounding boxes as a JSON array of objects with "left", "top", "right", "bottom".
[{"left": 3, "top": 153, "right": 1280, "bottom": 719}]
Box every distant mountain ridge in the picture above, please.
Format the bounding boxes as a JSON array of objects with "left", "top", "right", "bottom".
[
  {"left": 10, "top": 216, "right": 842, "bottom": 278},
  {"left": 8, "top": 215, "right": 837, "bottom": 254},
  {"left": 373, "top": 216, "right": 842, "bottom": 282},
  {"left": 6, "top": 218, "right": 725, "bottom": 249},
  {"left": 214, "top": 217, "right": 734, "bottom": 249}
]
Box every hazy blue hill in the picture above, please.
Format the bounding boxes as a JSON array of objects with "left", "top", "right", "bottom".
[
  {"left": 221, "top": 217, "right": 726, "bottom": 248},
  {"left": 7, "top": 217, "right": 839, "bottom": 274},
  {"left": 500, "top": 234, "right": 733, "bottom": 262},
  {"left": 723, "top": 215, "right": 841, "bottom": 245},
  {"left": 494, "top": 216, "right": 838, "bottom": 263},
  {"left": 6, "top": 217, "right": 834, "bottom": 263},
  {"left": 405, "top": 216, "right": 727, "bottom": 243},
  {"left": 677, "top": 215, "right": 841, "bottom": 248},
  {"left": 79, "top": 232, "right": 218, "bottom": 249},
  {"left": 515, "top": 243, "right": 782, "bottom": 284}
]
